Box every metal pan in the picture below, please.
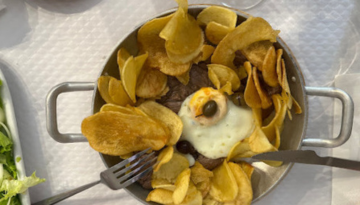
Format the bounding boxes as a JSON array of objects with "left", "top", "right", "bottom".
[{"left": 45, "top": 5, "right": 354, "bottom": 204}]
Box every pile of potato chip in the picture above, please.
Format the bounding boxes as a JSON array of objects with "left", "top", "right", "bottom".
[{"left": 81, "top": 0, "right": 303, "bottom": 204}]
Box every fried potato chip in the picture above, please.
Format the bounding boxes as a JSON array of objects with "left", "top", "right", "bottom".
[
  {"left": 210, "top": 161, "right": 238, "bottom": 202},
  {"left": 262, "top": 46, "right": 279, "bottom": 87},
  {"left": 117, "top": 48, "right": 131, "bottom": 74},
  {"left": 203, "top": 195, "right": 222, "bottom": 205},
  {"left": 211, "top": 17, "right": 279, "bottom": 69},
  {"left": 174, "top": 182, "right": 202, "bottom": 205},
  {"left": 241, "top": 40, "right": 273, "bottom": 70},
  {"left": 238, "top": 65, "right": 247, "bottom": 80},
  {"left": 219, "top": 81, "right": 233, "bottom": 95},
  {"left": 191, "top": 161, "right": 214, "bottom": 184},
  {"left": 173, "top": 168, "right": 191, "bottom": 204},
  {"left": 139, "top": 101, "right": 183, "bottom": 145},
  {"left": 227, "top": 162, "right": 253, "bottom": 205},
  {"left": 97, "top": 76, "right": 115, "bottom": 104},
  {"left": 160, "top": 4, "right": 204, "bottom": 64},
  {"left": 239, "top": 162, "right": 254, "bottom": 180},
  {"left": 154, "top": 146, "right": 174, "bottom": 172},
  {"left": 253, "top": 67, "right": 272, "bottom": 109},
  {"left": 276, "top": 49, "right": 283, "bottom": 84},
  {"left": 252, "top": 108, "right": 262, "bottom": 127},
  {"left": 206, "top": 22, "right": 233, "bottom": 45},
  {"left": 138, "top": 14, "right": 191, "bottom": 76},
  {"left": 136, "top": 66, "right": 168, "bottom": 98},
  {"left": 119, "top": 152, "right": 133, "bottom": 160},
  {"left": 244, "top": 62, "right": 262, "bottom": 108},
  {"left": 194, "top": 45, "right": 216, "bottom": 63},
  {"left": 108, "top": 77, "right": 133, "bottom": 106},
  {"left": 262, "top": 94, "right": 287, "bottom": 142},
  {"left": 280, "top": 59, "right": 290, "bottom": 95},
  {"left": 226, "top": 138, "right": 256, "bottom": 161},
  {"left": 99, "top": 103, "right": 134, "bottom": 114},
  {"left": 153, "top": 153, "right": 190, "bottom": 183},
  {"left": 81, "top": 111, "right": 169, "bottom": 156},
  {"left": 121, "top": 54, "right": 147, "bottom": 103},
  {"left": 274, "top": 125, "right": 281, "bottom": 149},
  {"left": 151, "top": 179, "right": 176, "bottom": 191},
  {"left": 249, "top": 126, "right": 277, "bottom": 153},
  {"left": 176, "top": 69, "right": 190, "bottom": 85},
  {"left": 292, "top": 96, "right": 303, "bottom": 114},
  {"left": 146, "top": 188, "right": 174, "bottom": 204},
  {"left": 207, "top": 64, "right": 240, "bottom": 91},
  {"left": 197, "top": 6, "right": 237, "bottom": 28}
]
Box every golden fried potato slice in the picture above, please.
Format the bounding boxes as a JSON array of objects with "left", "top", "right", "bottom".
[
  {"left": 227, "top": 162, "right": 253, "bottom": 205},
  {"left": 146, "top": 188, "right": 174, "bottom": 204},
  {"left": 191, "top": 161, "right": 214, "bottom": 184},
  {"left": 206, "top": 22, "right": 233, "bottom": 45},
  {"left": 152, "top": 153, "right": 190, "bottom": 183},
  {"left": 121, "top": 54, "right": 147, "bottom": 103},
  {"left": 249, "top": 126, "right": 277, "bottom": 153},
  {"left": 262, "top": 94, "right": 287, "bottom": 142},
  {"left": 178, "top": 181, "right": 202, "bottom": 205},
  {"left": 244, "top": 62, "right": 262, "bottom": 108},
  {"left": 100, "top": 103, "right": 133, "bottom": 114},
  {"left": 210, "top": 161, "right": 238, "bottom": 202},
  {"left": 138, "top": 101, "right": 183, "bottom": 146},
  {"left": 227, "top": 138, "right": 256, "bottom": 161},
  {"left": 173, "top": 168, "right": 191, "bottom": 204},
  {"left": 211, "top": 17, "right": 279, "bottom": 69},
  {"left": 207, "top": 64, "right": 240, "bottom": 91},
  {"left": 197, "top": 6, "right": 237, "bottom": 28},
  {"left": 280, "top": 59, "right": 290, "bottom": 95},
  {"left": 136, "top": 66, "right": 168, "bottom": 98},
  {"left": 117, "top": 48, "right": 131, "bottom": 74},
  {"left": 151, "top": 179, "right": 177, "bottom": 191},
  {"left": 203, "top": 195, "right": 222, "bottom": 205},
  {"left": 241, "top": 40, "right": 273, "bottom": 70},
  {"left": 160, "top": 4, "right": 204, "bottom": 64},
  {"left": 276, "top": 49, "right": 283, "bottom": 84},
  {"left": 262, "top": 46, "right": 279, "bottom": 87},
  {"left": 154, "top": 146, "right": 174, "bottom": 172},
  {"left": 194, "top": 45, "right": 216, "bottom": 63},
  {"left": 253, "top": 67, "right": 272, "bottom": 109},
  {"left": 252, "top": 108, "right": 262, "bottom": 127},
  {"left": 108, "top": 77, "right": 133, "bottom": 106},
  {"left": 292, "top": 96, "right": 303, "bottom": 114},
  {"left": 138, "top": 14, "right": 191, "bottom": 76},
  {"left": 97, "top": 76, "right": 115, "bottom": 104},
  {"left": 81, "top": 111, "right": 169, "bottom": 156},
  {"left": 176, "top": 69, "right": 190, "bottom": 85},
  {"left": 239, "top": 162, "right": 255, "bottom": 180}
]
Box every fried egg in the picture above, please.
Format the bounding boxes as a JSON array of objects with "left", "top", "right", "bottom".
[{"left": 178, "top": 87, "right": 255, "bottom": 159}]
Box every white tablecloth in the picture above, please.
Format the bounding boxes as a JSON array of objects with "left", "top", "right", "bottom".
[{"left": 0, "top": 0, "right": 359, "bottom": 204}]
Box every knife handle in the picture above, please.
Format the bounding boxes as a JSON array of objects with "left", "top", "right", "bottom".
[{"left": 323, "top": 156, "right": 360, "bottom": 171}]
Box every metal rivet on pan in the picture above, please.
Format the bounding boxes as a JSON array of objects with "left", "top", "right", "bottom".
[{"left": 292, "top": 76, "right": 296, "bottom": 82}]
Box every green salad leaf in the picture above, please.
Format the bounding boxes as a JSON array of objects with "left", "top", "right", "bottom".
[
  {"left": 0, "top": 172, "right": 45, "bottom": 202},
  {"left": 0, "top": 132, "right": 12, "bottom": 154}
]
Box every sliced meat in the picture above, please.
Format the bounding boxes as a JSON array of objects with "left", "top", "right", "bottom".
[
  {"left": 196, "top": 154, "right": 224, "bottom": 170},
  {"left": 156, "top": 62, "right": 213, "bottom": 113},
  {"left": 136, "top": 152, "right": 157, "bottom": 190}
]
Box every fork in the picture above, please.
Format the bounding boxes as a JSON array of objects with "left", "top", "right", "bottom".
[{"left": 33, "top": 148, "right": 157, "bottom": 205}]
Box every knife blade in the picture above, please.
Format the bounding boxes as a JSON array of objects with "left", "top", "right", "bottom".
[{"left": 251, "top": 150, "right": 360, "bottom": 171}]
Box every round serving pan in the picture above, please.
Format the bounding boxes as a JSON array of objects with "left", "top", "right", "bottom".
[{"left": 45, "top": 4, "right": 354, "bottom": 204}]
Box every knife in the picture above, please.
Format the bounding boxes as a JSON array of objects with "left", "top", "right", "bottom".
[{"left": 250, "top": 150, "right": 360, "bottom": 171}]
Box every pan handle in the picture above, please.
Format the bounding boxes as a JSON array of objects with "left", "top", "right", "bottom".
[
  {"left": 46, "top": 82, "right": 95, "bottom": 143},
  {"left": 302, "top": 86, "right": 354, "bottom": 148}
]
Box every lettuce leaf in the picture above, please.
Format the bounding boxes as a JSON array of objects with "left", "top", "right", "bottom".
[
  {"left": 0, "top": 132, "right": 11, "bottom": 154},
  {"left": 0, "top": 172, "right": 45, "bottom": 202}
]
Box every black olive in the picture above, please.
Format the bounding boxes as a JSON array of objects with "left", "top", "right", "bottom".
[
  {"left": 231, "top": 92, "right": 247, "bottom": 107},
  {"left": 176, "top": 140, "right": 196, "bottom": 155},
  {"left": 202, "top": 100, "right": 217, "bottom": 117}
]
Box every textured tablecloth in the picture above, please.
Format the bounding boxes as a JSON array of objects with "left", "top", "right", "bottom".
[{"left": 0, "top": 0, "right": 359, "bottom": 204}]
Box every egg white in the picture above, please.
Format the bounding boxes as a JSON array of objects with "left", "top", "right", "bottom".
[{"left": 178, "top": 93, "right": 255, "bottom": 159}]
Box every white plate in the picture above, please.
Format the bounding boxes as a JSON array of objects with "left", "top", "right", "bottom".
[{"left": 0, "top": 69, "right": 30, "bottom": 204}]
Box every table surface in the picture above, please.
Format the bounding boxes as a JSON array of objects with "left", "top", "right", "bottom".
[{"left": 0, "top": 0, "right": 359, "bottom": 204}]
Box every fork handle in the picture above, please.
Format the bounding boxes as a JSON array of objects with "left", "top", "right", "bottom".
[{"left": 32, "top": 180, "right": 101, "bottom": 205}]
